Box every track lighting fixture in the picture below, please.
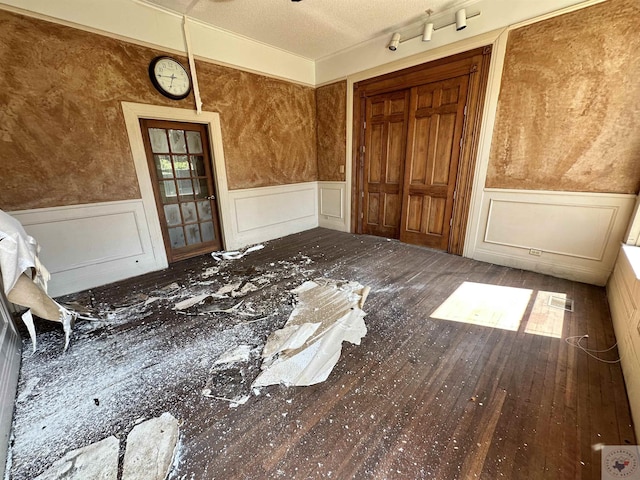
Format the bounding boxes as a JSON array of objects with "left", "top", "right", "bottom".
[
  {"left": 422, "top": 22, "right": 434, "bottom": 42},
  {"left": 388, "top": 32, "right": 401, "bottom": 51},
  {"left": 455, "top": 8, "right": 467, "bottom": 30},
  {"left": 387, "top": 8, "right": 480, "bottom": 52}
]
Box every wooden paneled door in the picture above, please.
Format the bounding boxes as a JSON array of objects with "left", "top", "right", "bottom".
[
  {"left": 362, "top": 90, "right": 410, "bottom": 238},
  {"left": 400, "top": 76, "right": 469, "bottom": 249},
  {"left": 140, "top": 119, "right": 223, "bottom": 262},
  {"left": 353, "top": 46, "right": 492, "bottom": 254}
]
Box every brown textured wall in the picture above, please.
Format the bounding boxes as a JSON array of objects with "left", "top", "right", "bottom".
[
  {"left": 316, "top": 81, "right": 347, "bottom": 182},
  {"left": 0, "top": 10, "right": 317, "bottom": 211},
  {"left": 196, "top": 62, "right": 316, "bottom": 190},
  {"left": 486, "top": 0, "right": 640, "bottom": 194}
]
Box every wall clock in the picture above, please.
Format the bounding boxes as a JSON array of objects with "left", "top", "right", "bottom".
[{"left": 148, "top": 56, "right": 192, "bottom": 100}]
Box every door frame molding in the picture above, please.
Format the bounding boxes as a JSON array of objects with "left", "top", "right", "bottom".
[
  {"left": 122, "top": 102, "right": 231, "bottom": 268},
  {"left": 346, "top": 30, "right": 504, "bottom": 246}
]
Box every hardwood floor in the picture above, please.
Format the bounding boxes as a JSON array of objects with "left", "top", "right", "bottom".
[{"left": 9, "top": 228, "right": 635, "bottom": 479}]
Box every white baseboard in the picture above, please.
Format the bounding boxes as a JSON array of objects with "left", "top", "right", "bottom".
[
  {"left": 10, "top": 200, "right": 165, "bottom": 297},
  {"left": 469, "top": 189, "right": 637, "bottom": 286},
  {"left": 224, "top": 182, "right": 319, "bottom": 250},
  {"left": 318, "top": 181, "right": 349, "bottom": 232},
  {"left": 473, "top": 247, "right": 613, "bottom": 286}
]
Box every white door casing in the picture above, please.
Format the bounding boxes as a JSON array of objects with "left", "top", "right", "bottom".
[{"left": 121, "top": 102, "right": 232, "bottom": 264}]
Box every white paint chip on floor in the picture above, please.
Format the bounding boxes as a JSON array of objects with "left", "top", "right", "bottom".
[
  {"left": 212, "top": 244, "right": 264, "bottom": 261},
  {"left": 214, "top": 345, "right": 253, "bottom": 365},
  {"left": 33, "top": 435, "right": 119, "bottom": 480},
  {"left": 174, "top": 293, "right": 211, "bottom": 310},
  {"left": 122, "top": 412, "right": 179, "bottom": 480},
  {"left": 253, "top": 279, "right": 369, "bottom": 388}
]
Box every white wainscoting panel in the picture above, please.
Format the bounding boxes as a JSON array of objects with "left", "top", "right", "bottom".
[
  {"left": 225, "top": 182, "right": 319, "bottom": 249},
  {"left": 0, "top": 286, "right": 21, "bottom": 480},
  {"left": 318, "top": 181, "right": 349, "bottom": 232},
  {"left": 471, "top": 189, "right": 636, "bottom": 285},
  {"left": 10, "top": 200, "right": 165, "bottom": 297}
]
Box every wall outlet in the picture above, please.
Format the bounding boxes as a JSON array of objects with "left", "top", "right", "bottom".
[
  {"left": 339, "top": 165, "right": 345, "bottom": 174},
  {"left": 529, "top": 248, "right": 542, "bottom": 256}
]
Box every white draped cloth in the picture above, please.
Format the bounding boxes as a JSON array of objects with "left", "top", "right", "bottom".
[{"left": 0, "top": 209, "right": 50, "bottom": 295}]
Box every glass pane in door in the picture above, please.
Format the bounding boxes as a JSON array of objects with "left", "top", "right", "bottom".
[
  {"left": 201, "top": 221, "right": 215, "bottom": 242},
  {"left": 149, "top": 128, "right": 169, "bottom": 153}
]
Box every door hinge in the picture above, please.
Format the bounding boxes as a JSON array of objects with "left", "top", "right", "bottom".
[
  {"left": 360, "top": 145, "right": 366, "bottom": 154},
  {"left": 450, "top": 218, "right": 453, "bottom": 227},
  {"left": 460, "top": 137, "right": 463, "bottom": 148},
  {"left": 453, "top": 190, "right": 457, "bottom": 200},
  {"left": 464, "top": 105, "right": 468, "bottom": 116},
  {"left": 360, "top": 212, "right": 364, "bottom": 219},
  {"left": 361, "top": 191, "right": 364, "bottom": 198},
  {"left": 364, "top": 121, "right": 367, "bottom": 129}
]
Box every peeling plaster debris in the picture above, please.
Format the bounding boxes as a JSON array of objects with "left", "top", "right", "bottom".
[
  {"left": 214, "top": 345, "right": 253, "bottom": 365},
  {"left": 202, "top": 344, "right": 261, "bottom": 406},
  {"left": 201, "top": 300, "right": 252, "bottom": 316},
  {"left": 151, "top": 282, "right": 181, "bottom": 296},
  {"left": 253, "top": 279, "right": 370, "bottom": 387},
  {"left": 214, "top": 281, "right": 260, "bottom": 298},
  {"left": 200, "top": 345, "right": 257, "bottom": 406},
  {"left": 33, "top": 436, "right": 119, "bottom": 480},
  {"left": 122, "top": 413, "right": 179, "bottom": 480},
  {"left": 8, "top": 249, "right": 322, "bottom": 479},
  {"left": 174, "top": 293, "right": 212, "bottom": 310},
  {"left": 30, "top": 413, "right": 180, "bottom": 480},
  {"left": 212, "top": 244, "right": 264, "bottom": 261}
]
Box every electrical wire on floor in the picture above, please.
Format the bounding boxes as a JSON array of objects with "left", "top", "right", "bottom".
[{"left": 564, "top": 334, "right": 621, "bottom": 363}]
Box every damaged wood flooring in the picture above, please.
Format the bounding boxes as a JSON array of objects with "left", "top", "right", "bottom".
[{"left": 8, "top": 228, "right": 635, "bottom": 479}]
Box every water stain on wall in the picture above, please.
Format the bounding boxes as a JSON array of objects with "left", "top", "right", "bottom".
[
  {"left": 316, "top": 81, "right": 347, "bottom": 182},
  {"left": 486, "top": 0, "right": 640, "bottom": 194},
  {"left": 0, "top": 10, "right": 317, "bottom": 211}
]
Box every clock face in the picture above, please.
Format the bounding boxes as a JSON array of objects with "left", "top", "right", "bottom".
[{"left": 149, "top": 57, "right": 191, "bottom": 100}]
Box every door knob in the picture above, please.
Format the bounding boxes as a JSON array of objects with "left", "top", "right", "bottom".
[{"left": 206, "top": 195, "right": 216, "bottom": 200}]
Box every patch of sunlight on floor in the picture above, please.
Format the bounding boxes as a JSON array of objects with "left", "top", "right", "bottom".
[
  {"left": 523, "top": 291, "right": 566, "bottom": 338},
  {"left": 430, "top": 282, "right": 532, "bottom": 331}
]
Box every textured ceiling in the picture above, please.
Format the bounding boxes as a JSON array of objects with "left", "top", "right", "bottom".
[{"left": 141, "top": 0, "right": 467, "bottom": 60}]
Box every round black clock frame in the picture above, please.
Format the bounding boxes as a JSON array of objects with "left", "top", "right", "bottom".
[{"left": 148, "top": 56, "right": 192, "bottom": 100}]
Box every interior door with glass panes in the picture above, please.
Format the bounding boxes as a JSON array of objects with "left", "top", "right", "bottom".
[{"left": 140, "top": 119, "right": 223, "bottom": 262}]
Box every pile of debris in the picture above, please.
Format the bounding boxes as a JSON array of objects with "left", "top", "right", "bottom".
[{"left": 8, "top": 243, "right": 370, "bottom": 479}]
